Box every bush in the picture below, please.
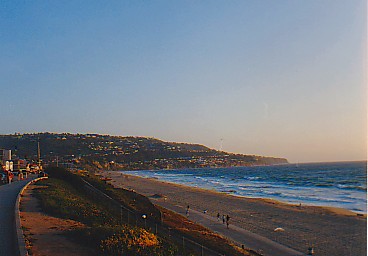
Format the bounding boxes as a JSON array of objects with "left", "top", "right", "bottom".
[
  {"left": 69, "top": 226, "right": 177, "bottom": 256},
  {"left": 100, "top": 227, "right": 159, "bottom": 255}
]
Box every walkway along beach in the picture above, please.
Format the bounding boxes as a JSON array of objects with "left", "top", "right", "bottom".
[
  {"left": 103, "top": 171, "right": 367, "bottom": 256},
  {"left": 0, "top": 175, "right": 35, "bottom": 256}
]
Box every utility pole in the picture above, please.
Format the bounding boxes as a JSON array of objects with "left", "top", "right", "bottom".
[{"left": 37, "top": 139, "right": 41, "bottom": 170}]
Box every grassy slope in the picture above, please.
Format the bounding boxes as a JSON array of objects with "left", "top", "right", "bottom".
[
  {"left": 35, "top": 178, "right": 177, "bottom": 255},
  {"left": 35, "top": 167, "right": 252, "bottom": 255}
]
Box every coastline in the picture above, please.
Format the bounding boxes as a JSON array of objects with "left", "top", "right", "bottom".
[
  {"left": 107, "top": 171, "right": 365, "bottom": 217},
  {"left": 128, "top": 172, "right": 364, "bottom": 217},
  {"left": 123, "top": 171, "right": 367, "bottom": 217},
  {"left": 123, "top": 163, "right": 367, "bottom": 215},
  {"left": 102, "top": 171, "right": 367, "bottom": 256}
]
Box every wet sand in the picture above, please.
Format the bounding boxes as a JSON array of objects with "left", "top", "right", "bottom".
[{"left": 103, "top": 171, "right": 367, "bottom": 256}]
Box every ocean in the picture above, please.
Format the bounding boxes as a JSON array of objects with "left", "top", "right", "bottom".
[{"left": 123, "top": 161, "right": 367, "bottom": 214}]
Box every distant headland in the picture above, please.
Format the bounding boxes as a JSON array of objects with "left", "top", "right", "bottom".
[{"left": 0, "top": 132, "right": 288, "bottom": 170}]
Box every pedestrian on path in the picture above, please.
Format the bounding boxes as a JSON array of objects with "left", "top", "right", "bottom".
[
  {"left": 226, "top": 215, "right": 230, "bottom": 229},
  {"left": 186, "top": 205, "right": 190, "bottom": 217},
  {"left": 222, "top": 214, "right": 226, "bottom": 224},
  {"left": 6, "top": 170, "right": 13, "bottom": 184},
  {"left": 217, "top": 212, "right": 220, "bottom": 221},
  {"left": 18, "top": 170, "right": 24, "bottom": 181}
]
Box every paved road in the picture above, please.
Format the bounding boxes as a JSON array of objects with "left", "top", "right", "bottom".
[
  {"left": 154, "top": 200, "right": 304, "bottom": 256},
  {"left": 0, "top": 176, "right": 35, "bottom": 256}
]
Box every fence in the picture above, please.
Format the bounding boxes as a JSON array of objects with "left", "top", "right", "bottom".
[{"left": 80, "top": 178, "right": 225, "bottom": 256}]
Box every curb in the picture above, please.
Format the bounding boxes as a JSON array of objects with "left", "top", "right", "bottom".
[{"left": 15, "top": 177, "right": 48, "bottom": 256}]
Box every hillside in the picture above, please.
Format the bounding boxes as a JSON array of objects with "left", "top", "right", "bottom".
[{"left": 0, "top": 133, "right": 288, "bottom": 170}]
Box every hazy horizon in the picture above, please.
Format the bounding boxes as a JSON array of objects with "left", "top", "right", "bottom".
[{"left": 1, "top": 1, "right": 366, "bottom": 163}]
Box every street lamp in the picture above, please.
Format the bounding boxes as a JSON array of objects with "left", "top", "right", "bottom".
[{"left": 142, "top": 214, "right": 147, "bottom": 228}]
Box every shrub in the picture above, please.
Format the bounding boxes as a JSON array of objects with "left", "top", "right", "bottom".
[
  {"left": 100, "top": 227, "right": 159, "bottom": 255},
  {"left": 69, "top": 226, "right": 177, "bottom": 256}
]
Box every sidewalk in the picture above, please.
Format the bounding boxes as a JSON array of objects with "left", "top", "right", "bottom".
[
  {"left": 0, "top": 176, "right": 34, "bottom": 256},
  {"left": 154, "top": 199, "right": 304, "bottom": 256}
]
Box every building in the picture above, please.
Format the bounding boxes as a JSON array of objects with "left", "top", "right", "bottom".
[{"left": 1, "top": 149, "right": 11, "bottom": 165}]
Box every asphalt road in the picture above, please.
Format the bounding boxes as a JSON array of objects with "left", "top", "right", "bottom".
[
  {"left": 154, "top": 200, "right": 305, "bottom": 256},
  {"left": 0, "top": 176, "right": 34, "bottom": 256}
]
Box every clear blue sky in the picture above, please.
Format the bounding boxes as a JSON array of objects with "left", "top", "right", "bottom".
[{"left": 1, "top": 1, "right": 366, "bottom": 163}]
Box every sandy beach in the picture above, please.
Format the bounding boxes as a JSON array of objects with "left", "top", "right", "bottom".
[{"left": 103, "top": 171, "right": 366, "bottom": 256}]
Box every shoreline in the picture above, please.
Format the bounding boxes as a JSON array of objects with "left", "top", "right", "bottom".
[
  {"left": 119, "top": 170, "right": 367, "bottom": 216},
  {"left": 102, "top": 171, "right": 367, "bottom": 256}
]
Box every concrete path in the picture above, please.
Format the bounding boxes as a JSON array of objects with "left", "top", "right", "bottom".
[
  {"left": 0, "top": 176, "right": 35, "bottom": 256},
  {"left": 154, "top": 200, "right": 304, "bottom": 256}
]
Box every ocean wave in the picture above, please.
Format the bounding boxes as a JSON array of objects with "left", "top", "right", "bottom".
[
  {"left": 262, "top": 191, "right": 283, "bottom": 196},
  {"left": 194, "top": 176, "right": 208, "bottom": 181},
  {"left": 209, "top": 180, "right": 222, "bottom": 185},
  {"left": 244, "top": 176, "right": 261, "bottom": 180},
  {"left": 337, "top": 184, "right": 367, "bottom": 191}
]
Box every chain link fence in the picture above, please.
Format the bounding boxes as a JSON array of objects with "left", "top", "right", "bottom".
[{"left": 81, "top": 178, "right": 225, "bottom": 256}]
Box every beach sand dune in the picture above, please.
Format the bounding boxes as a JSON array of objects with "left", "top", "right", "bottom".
[{"left": 104, "top": 171, "right": 366, "bottom": 256}]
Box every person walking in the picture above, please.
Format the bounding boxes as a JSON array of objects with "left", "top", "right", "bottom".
[
  {"left": 222, "top": 214, "right": 226, "bottom": 224},
  {"left": 217, "top": 212, "right": 220, "bottom": 221},
  {"left": 6, "top": 170, "right": 13, "bottom": 184},
  {"left": 186, "top": 205, "right": 190, "bottom": 217},
  {"left": 226, "top": 215, "right": 230, "bottom": 229},
  {"left": 18, "top": 169, "right": 23, "bottom": 181}
]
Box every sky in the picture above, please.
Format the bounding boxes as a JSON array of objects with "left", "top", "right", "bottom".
[{"left": 0, "top": 1, "right": 366, "bottom": 163}]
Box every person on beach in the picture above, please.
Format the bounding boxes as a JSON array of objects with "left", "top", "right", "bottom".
[
  {"left": 222, "top": 214, "right": 226, "bottom": 224},
  {"left": 226, "top": 215, "right": 230, "bottom": 229},
  {"left": 217, "top": 212, "right": 220, "bottom": 221},
  {"left": 186, "top": 205, "right": 190, "bottom": 217}
]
